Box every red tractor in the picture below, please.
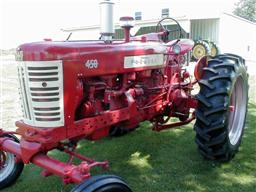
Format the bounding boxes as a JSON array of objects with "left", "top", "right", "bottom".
[{"left": 0, "top": 1, "right": 248, "bottom": 191}]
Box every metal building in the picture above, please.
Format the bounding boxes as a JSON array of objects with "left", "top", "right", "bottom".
[{"left": 63, "top": 12, "right": 256, "bottom": 62}]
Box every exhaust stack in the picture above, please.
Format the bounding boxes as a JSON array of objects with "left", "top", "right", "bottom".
[{"left": 100, "top": 0, "right": 114, "bottom": 42}]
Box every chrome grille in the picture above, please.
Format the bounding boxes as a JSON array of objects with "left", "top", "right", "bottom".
[{"left": 17, "top": 61, "right": 64, "bottom": 127}]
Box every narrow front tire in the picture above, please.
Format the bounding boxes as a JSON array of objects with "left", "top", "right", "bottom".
[
  {"left": 0, "top": 134, "right": 24, "bottom": 189},
  {"left": 71, "top": 175, "right": 132, "bottom": 192}
]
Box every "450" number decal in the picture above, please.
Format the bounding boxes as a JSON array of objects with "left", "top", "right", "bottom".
[{"left": 85, "top": 59, "right": 99, "bottom": 69}]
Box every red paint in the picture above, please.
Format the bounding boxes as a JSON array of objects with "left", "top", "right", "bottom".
[
  {"left": 1, "top": 29, "right": 199, "bottom": 185},
  {"left": 229, "top": 105, "right": 235, "bottom": 112},
  {"left": 0, "top": 137, "right": 108, "bottom": 184}
]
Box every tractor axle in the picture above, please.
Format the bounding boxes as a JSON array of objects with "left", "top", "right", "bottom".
[{"left": 0, "top": 135, "right": 108, "bottom": 184}]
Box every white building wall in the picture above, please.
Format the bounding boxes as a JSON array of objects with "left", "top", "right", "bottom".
[
  {"left": 219, "top": 13, "right": 256, "bottom": 61},
  {"left": 190, "top": 19, "right": 220, "bottom": 43},
  {"left": 67, "top": 28, "right": 100, "bottom": 41}
]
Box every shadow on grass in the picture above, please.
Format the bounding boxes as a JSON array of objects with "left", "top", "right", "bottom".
[{"left": 4, "top": 102, "right": 256, "bottom": 192}]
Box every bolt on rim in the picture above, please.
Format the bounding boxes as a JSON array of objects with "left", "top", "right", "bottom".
[
  {"left": 228, "top": 76, "right": 247, "bottom": 146},
  {"left": 0, "top": 151, "right": 15, "bottom": 182}
]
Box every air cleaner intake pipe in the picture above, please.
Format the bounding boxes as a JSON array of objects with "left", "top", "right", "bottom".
[
  {"left": 100, "top": 0, "right": 114, "bottom": 42},
  {"left": 120, "top": 16, "right": 134, "bottom": 42}
]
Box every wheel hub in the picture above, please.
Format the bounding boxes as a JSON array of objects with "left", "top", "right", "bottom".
[
  {"left": 193, "top": 45, "right": 206, "bottom": 59},
  {"left": 0, "top": 152, "right": 7, "bottom": 169}
]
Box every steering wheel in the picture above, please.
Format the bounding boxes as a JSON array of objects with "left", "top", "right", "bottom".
[{"left": 156, "top": 17, "right": 182, "bottom": 42}]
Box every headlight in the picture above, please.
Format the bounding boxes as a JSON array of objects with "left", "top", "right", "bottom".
[{"left": 172, "top": 44, "right": 181, "bottom": 54}]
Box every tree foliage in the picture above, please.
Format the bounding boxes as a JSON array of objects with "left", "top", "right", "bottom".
[{"left": 233, "top": 0, "right": 256, "bottom": 22}]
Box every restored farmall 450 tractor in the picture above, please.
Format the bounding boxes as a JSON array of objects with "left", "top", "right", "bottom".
[{"left": 0, "top": 1, "right": 248, "bottom": 191}]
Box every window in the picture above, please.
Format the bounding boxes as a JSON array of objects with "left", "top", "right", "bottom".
[
  {"left": 162, "top": 8, "right": 169, "bottom": 18},
  {"left": 135, "top": 12, "right": 142, "bottom": 20}
]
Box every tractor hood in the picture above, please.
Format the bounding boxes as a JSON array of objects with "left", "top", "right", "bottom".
[{"left": 18, "top": 40, "right": 168, "bottom": 61}]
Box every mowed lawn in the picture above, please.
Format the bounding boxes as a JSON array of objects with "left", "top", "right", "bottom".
[{"left": 3, "top": 102, "right": 255, "bottom": 192}]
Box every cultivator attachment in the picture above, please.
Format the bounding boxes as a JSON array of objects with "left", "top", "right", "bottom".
[
  {"left": 0, "top": 129, "right": 133, "bottom": 191},
  {"left": 0, "top": 129, "right": 108, "bottom": 185}
]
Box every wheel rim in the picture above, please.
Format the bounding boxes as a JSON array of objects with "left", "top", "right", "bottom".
[
  {"left": 193, "top": 44, "right": 206, "bottom": 59},
  {"left": 210, "top": 47, "right": 217, "bottom": 57},
  {"left": 228, "top": 76, "right": 247, "bottom": 146},
  {"left": 0, "top": 151, "right": 15, "bottom": 182}
]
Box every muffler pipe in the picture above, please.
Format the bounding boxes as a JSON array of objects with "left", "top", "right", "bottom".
[{"left": 100, "top": 0, "right": 115, "bottom": 42}]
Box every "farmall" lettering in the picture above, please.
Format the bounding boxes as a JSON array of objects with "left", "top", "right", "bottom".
[{"left": 124, "top": 54, "right": 164, "bottom": 68}]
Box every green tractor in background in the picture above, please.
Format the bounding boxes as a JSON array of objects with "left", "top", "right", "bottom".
[{"left": 192, "top": 39, "right": 220, "bottom": 61}]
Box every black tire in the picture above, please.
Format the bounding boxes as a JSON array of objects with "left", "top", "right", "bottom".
[
  {"left": 109, "top": 125, "right": 137, "bottom": 137},
  {"left": 109, "top": 126, "right": 130, "bottom": 137},
  {"left": 0, "top": 134, "right": 24, "bottom": 189},
  {"left": 70, "top": 175, "right": 132, "bottom": 192},
  {"left": 194, "top": 54, "right": 248, "bottom": 162},
  {"left": 192, "top": 40, "right": 211, "bottom": 61}
]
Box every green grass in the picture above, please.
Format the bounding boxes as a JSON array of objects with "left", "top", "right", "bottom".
[{"left": 4, "top": 102, "right": 256, "bottom": 192}]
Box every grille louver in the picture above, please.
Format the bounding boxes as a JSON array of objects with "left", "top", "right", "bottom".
[{"left": 17, "top": 60, "right": 64, "bottom": 127}]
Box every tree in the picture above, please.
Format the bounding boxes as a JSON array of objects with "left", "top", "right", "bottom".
[{"left": 233, "top": 0, "right": 256, "bottom": 22}]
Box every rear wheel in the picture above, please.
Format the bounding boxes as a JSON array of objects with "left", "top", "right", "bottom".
[
  {"left": 192, "top": 40, "right": 210, "bottom": 61},
  {"left": 70, "top": 175, "right": 132, "bottom": 192},
  {"left": 208, "top": 41, "right": 219, "bottom": 57},
  {"left": 194, "top": 54, "right": 248, "bottom": 161},
  {"left": 0, "top": 134, "right": 24, "bottom": 189},
  {"left": 109, "top": 126, "right": 130, "bottom": 137},
  {"left": 109, "top": 125, "right": 138, "bottom": 137}
]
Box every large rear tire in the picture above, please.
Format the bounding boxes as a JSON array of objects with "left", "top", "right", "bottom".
[
  {"left": 70, "top": 175, "right": 132, "bottom": 192},
  {"left": 0, "top": 134, "right": 24, "bottom": 189},
  {"left": 194, "top": 54, "right": 248, "bottom": 162}
]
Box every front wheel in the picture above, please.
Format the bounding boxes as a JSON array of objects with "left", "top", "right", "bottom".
[
  {"left": 0, "top": 134, "right": 24, "bottom": 189},
  {"left": 70, "top": 175, "right": 132, "bottom": 192},
  {"left": 194, "top": 54, "right": 248, "bottom": 162}
]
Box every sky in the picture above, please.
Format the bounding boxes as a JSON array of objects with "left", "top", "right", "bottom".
[{"left": 0, "top": 0, "right": 238, "bottom": 49}]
